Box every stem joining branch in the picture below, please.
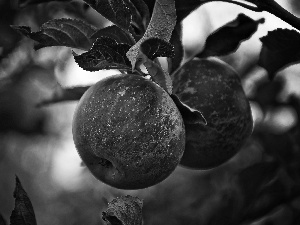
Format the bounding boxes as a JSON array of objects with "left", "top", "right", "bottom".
[
  {"left": 202, "top": 0, "right": 262, "bottom": 12},
  {"left": 201, "top": 0, "right": 300, "bottom": 31}
]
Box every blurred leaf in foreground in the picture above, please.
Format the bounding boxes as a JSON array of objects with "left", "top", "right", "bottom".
[
  {"left": 10, "top": 176, "right": 37, "bottom": 225},
  {"left": 102, "top": 195, "right": 143, "bottom": 225}
]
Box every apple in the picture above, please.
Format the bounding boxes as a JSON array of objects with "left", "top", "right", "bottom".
[
  {"left": 172, "top": 58, "right": 253, "bottom": 169},
  {"left": 72, "top": 74, "right": 185, "bottom": 189}
]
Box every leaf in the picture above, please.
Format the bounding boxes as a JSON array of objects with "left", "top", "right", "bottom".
[
  {"left": 138, "top": 53, "right": 173, "bottom": 94},
  {"left": 12, "top": 0, "right": 71, "bottom": 8},
  {"left": 126, "top": 0, "right": 176, "bottom": 70},
  {"left": 84, "top": 0, "right": 137, "bottom": 37},
  {"left": 84, "top": 0, "right": 149, "bottom": 38},
  {"left": 139, "top": 38, "right": 174, "bottom": 94},
  {"left": 74, "top": 36, "right": 132, "bottom": 71},
  {"left": 197, "top": 14, "right": 265, "bottom": 58},
  {"left": 91, "top": 25, "right": 136, "bottom": 46},
  {"left": 102, "top": 195, "right": 143, "bottom": 225},
  {"left": 140, "top": 38, "right": 174, "bottom": 60},
  {"left": 36, "top": 85, "right": 90, "bottom": 107},
  {"left": 123, "top": 0, "right": 150, "bottom": 35},
  {"left": 11, "top": 18, "right": 97, "bottom": 50},
  {"left": 171, "top": 94, "right": 207, "bottom": 125},
  {"left": 169, "top": 25, "right": 184, "bottom": 74},
  {"left": 10, "top": 176, "right": 37, "bottom": 225},
  {"left": 258, "top": 28, "right": 300, "bottom": 79},
  {"left": 129, "top": 0, "right": 150, "bottom": 32}
]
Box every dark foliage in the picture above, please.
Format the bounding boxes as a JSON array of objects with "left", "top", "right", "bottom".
[{"left": 1, "top": 0, "right": 300, "bottom": 225}]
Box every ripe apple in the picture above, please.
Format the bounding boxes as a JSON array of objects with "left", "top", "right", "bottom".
[
  {"left": 72, "top": 74, "right": 185, "bottom": 189},
  {"left": 172, "top": 58, "right": 253, "bottom": 169}
]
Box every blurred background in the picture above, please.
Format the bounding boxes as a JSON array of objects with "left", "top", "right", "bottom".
[{"left": 1, "top": 0, "right": 300, "bottom": 224}]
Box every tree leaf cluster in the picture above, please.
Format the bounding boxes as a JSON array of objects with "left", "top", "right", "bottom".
[{"left": 5, "top": 0, "right": 300, "bottom": 223}]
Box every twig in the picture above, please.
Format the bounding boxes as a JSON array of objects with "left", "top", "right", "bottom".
[
  {"left": 200, "top": 0, "right": 300, "bottom": 31},
  {"left": 201, "top": 0, "right": 262, "bottom": 12},
  {"left": 259, "top": 0, "right": 300, "bottom": 30}
]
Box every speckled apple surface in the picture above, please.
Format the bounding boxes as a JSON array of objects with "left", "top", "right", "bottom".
[
  {"left": 72, "top": 74, "right": 185, "bottom": 189},
  {"left": 172, "top": 58, "right": 253, "bottom": 169}
]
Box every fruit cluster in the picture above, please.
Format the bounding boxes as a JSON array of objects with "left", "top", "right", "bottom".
[{"left": 72, "top": 58, "right": 253, "bottom": 189}]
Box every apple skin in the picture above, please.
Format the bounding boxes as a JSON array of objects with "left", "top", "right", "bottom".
[
  {"left": 72, "top": 74, "right": 185, "bottom": 189},
  {"left": 172, "top": 58, "right": 253, "bottom": 169}
]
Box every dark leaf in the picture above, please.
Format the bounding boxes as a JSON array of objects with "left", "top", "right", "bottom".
[
  {"left": 0, "top": 213, "right": 6, "bottom": 225},
  {"left": 10, "top": 176, "right": 37, "bottom": 225},
  {"left": 84, "top": 0, "right": 149, "bottom": 38},
  {"left": 259, "top": 29, "right": 300, "bottom": 79},
  {"left": 142, "top": 0, "right": 155, "bottom": 16},
  {"left": 171, "top": 94, "right": 207, "bottom": 125},
  {"left": 126, "top": 0, "right": 176, "bottom": 69},
  {"left": 102, "top": 195, "right": 143, "bottom": 225},
  {"left": 132, "top": 38, "right": 174, "bottom": 94},
  {"left": 12, "top": 0, "right": 71, "bottom": 8},
  {"left": 36, "top": 85, "right": 90, "bottom": 107},
  {"left": 140, "top": 38, "right": 174, "bottom": 60},
  {"left": 129, "top": 0, "right": 150, "bottom": 31},
  {"left": 123, "top": 0, "right": 150, "bottom": 35},
  {"left": 238, "top": 161, "right": 279, "bottom": 205},
  {"left": 11, "top": 18, "right": 97, "bottom": 50},
  {"left": 169, "top": 25, "right": 183, "bottom": 74},
  {"left": 74, "top": 36, "right": 132, "bottom": 71},
  {"left": 197, "top": 14, "right": 264, "bottom": 58},
  {"left": 84, "top": 0, "right": 136, "bottom": 36},
  {"left": 91, "top": 25, "right": 136, "bottom": 46}
]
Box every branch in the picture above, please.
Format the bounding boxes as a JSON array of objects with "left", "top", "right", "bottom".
[
  {"left": 201, "top": 0, "right": 262, "bottom": 12},
  {"left": 201, "top": 0, "right": 300, "bottom": 31},
  {"left": 36, "top": 85, "right": 90, "bottom": 107},
  {"left": 259, "top": 0, "right": 300, "bottom": 31}
]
